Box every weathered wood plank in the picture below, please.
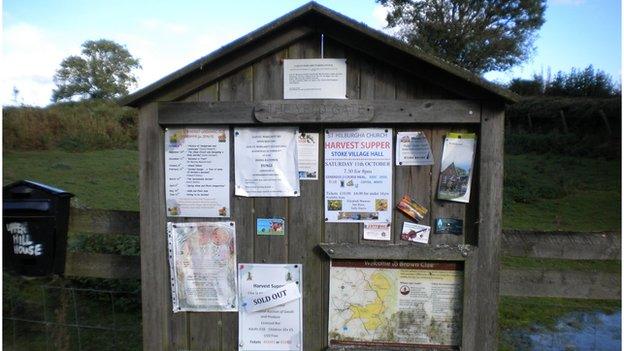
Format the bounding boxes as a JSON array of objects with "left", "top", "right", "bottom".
[
  {"left": 159, "top": 101, "right": 255, "bottom": 125},
  {"left": 68, "top": 208, "right": 139, "bottom": 236},
  {"left": 64, "top": 252, "right": 140, "bottom": 279},
  {"left": 503, "top": 230, "right": 621, "bottom": 260},
  {"left": 254, "top": 100, "right": 374, "bottom": 123},
  {"left": 319, "top": 243, "right": 474, "bottom": 261},
  {"left": 139, "top": 102, "right": 189, "bottom": 350},
  {"left": 500, "top": 268, "right": 621, "bottom": 300}
]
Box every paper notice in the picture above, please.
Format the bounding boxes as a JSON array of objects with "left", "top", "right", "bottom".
[
  {"left": 400, "top": 222, "right": 431, "bottom": 244},
  {"left": 297, "top": 132, "right": 319, "bottom": 180},
  {"left": 396, "top": 131, "right": 434, "bottom": 166},
  {"left": 284, "top": 59, "right": 347, "bottom": 99},
  {"left": 363, "top": 222, "right": 392, "bottom": 241}
]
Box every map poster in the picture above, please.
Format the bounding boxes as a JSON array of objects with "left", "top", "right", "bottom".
[
  {"left": 329, "top": 259, "right": 463, "bottom": 349},
  {"left": 283, "top": 58, "right": 347, "bottom": 99},
  {"left": 396, "top": 131, "right": 434, "bottom": 166},
  {"left": 165, "top": 128, "right": 230, "bottom": 217},
  {"left": 238, "top": 263, "right": 303, "bottom": 351},
  {"left": 324, "top": 128, "right": 393, "bottom": 222},
  {"left": 297, "top": 132, "right": 319, "bottom": 180},
  {"left": 234, "top": 127, "right": 300, "bottom": 197},
  {"left": 167, "top": 221, "right": 237, "bottom": 312},
  {"left": 437, "top": 133, "right": 477, "bottom": 203}
]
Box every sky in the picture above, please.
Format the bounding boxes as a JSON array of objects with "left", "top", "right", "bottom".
[{"left": 2, "top": 0, "right": 621, "bottom": 106}]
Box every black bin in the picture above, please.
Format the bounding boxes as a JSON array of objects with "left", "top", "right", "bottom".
[{"left": 3, "top": 180, "right": 73, "bottom": 276}]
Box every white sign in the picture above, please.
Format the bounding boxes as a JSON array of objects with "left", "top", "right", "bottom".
[
  {"left": 297, "top": 132, "right": 319, "bottom": 180},
  {"left": 165, "top": 128, "right": 230, "bottom": 217},
  {"left": 167, "top": 221, "right": 237, "bottom": 312},
  {"left": 242, "top": 282, "right": 301, "bottom": 313},
  {"left": 363, "top": 222, "right": 391, "bottom": 241},
  {"left": 396, "top": 131, "right": 434, "bottom": 166},
  {"left": 283, "top": 59, "right": 347, "bottom": 99},
  {"left": 325, "top": 128, "right": 393, "bottom": 222},
  {"left": 234, "top": 128, "right": 300, "bottom": 197},
  {"left": 400, "top": 222, "right": 431, "bottom": 244},
  {"left": 238, "top": 263, "right": 303, "bottom": 351}
]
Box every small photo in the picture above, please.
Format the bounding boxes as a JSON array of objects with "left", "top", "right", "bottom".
[
  {"left": 337, "top": 212, "right": 379, "bottom": 221},
  {"left": 256, "top": 218, "right": 286, "bottom": 236},
  {"left": 396, "top": 195, "right": 428, "bottom": 222},
  {"left": 327, "top": 200, "right": 342, "bottom": 211},
  {"left": 375, "top": 199, "right": 388, "bottom": 211},
  {"left": 435, "top": 218, "right": 463, "bottom": 235}
]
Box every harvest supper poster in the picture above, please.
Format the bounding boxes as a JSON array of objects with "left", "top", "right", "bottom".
[
  {"left": 324, "top": 128, "right": 393, "bottom": 223},
  {"left": 167, "top": 221, "right": 237, "bottom": 312}
]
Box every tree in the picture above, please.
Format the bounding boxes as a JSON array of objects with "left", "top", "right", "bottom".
[
  {"left": 52, "top": 39, "right": 141, "bottom": 102},
  {"left": 377, "top": 0, "right": 546, "bottom": 73},
  {"left": 508, "top": 66, "right": 620, "bottom": 97}
]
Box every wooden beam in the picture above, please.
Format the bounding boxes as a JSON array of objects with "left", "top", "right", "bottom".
[
  {"left": 158, "top": 99, "right": 481, "bottom": 125},
  {"left": 500, "top": 268, "right": 620, "bottom": 300},
  {"left": 318, "top": 243, "right": 474, "bottom": 261},
  {"left": 69, "top": 208, "right": 139, "bottom": 236},
  {"left": 64, "top": 252, "right": 140, "bottom": 279},
  {"left": 502, "top": 230, "right": 621, "bottom": 260}
]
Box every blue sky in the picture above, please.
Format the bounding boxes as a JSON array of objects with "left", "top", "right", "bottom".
[{"left": 3, "top": 0, "right": 621, "bottom": 106}]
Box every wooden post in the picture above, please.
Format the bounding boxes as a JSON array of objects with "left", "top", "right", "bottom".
[
  {"left": 598, "top": 109, "right": 612, "bottom": 136},
  {"left": 559, "top": 109, "right": 569, "bottom": 133}
]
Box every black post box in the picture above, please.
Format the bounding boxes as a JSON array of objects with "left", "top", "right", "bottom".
[{"left": 3, "top": 180, "right": 73, "bottom": 276}]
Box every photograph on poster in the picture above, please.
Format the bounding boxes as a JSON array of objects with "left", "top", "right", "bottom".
[
  {"left": 437, "top": 133, "right": 476, "bottom": 203},
  {"left": 256, "top": 218, "right": 286, "bottom": 236},
  {"left": 297, "top": 132, "right": 319, "bottom": 180},
  {"left": 238, "top": 263, "right": 303, "bottom": 351},
  {"left": 234, "top": 127, "right": 300, "bottom": 197},
  {"left": 328, "top": 260, "right": 463, "bottom": 348},
  {"left": 400, "top": 222, "right": 431, "bottom": 244},
  {"left": 396, "top": 194, "right": 428, "bottom": 222},
  {"left": 324, "top": 128, "right": 393, "bottom": 223},
  {"left": 167, "top": 221, "right": 237, "bottom": 312},
  {"left": 165, "top": 128, "right": 230, "bottom": 217},
  {"left": 396, "top": 131, "right": 434, "bottom": 166}
]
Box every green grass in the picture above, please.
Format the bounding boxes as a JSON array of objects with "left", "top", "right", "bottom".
[
  {"left": 3, "top": 149, "right": 139, "bottom": 211},
  {"left": 502, "top": 257, "right": 621, "bottom": 273},
  {"left": 503, "top": 153, "right": 620, "bottom": 231}
]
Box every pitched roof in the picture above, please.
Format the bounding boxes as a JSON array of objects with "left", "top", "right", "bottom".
[{"left": 121, "top": 1, "right": 518, "bottom": 107}]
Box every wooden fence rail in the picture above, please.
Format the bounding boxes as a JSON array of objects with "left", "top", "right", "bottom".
[{"left": 64, "top": 209, "right": 621, "bottom": 299}]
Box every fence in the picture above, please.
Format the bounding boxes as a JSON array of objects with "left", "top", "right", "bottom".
[{"left": 3, "top": 208, "right": 621, "bottom": 350}]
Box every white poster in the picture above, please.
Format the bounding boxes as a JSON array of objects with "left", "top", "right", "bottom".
[
  {"left": 329, "top": 260, "right": 463, "bottom": 348},
  {"left": 283, "top": 58, "right": 347, "bottom": 99},
  {"left": 234, "top": 128, "right": 300, "bottom": 197},
  {"left": 396, "top": 131, "right": 434, "bottom": 166},
  {"left": 437, "top": 133, "right": 477, "bottom": 203},
  {"left": 325, "top": 128, "right": 393, "bottom": 222},
  {"left": 165, "top": 128, "right": 230, "bottom": 217},
  {"left": 297, "top": 132, "right": 319, "bottom": 180},
  {"left": 167, "top": 221, "right": 237, "bottom": 312},
  {"left": 363, "top": 222, "right": 392, "bottom": 241},
  {"left": 238, "top": 263, "right": 303, "bottom": 351}
]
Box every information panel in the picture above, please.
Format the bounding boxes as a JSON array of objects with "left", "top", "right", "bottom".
[
  {"left": 324, "top": 128, "right": 393, "bottom": 222},
  {"left": 328, "top": 259, "right": 463, "bottom": 349},
  {"left": 238, "top": 264, "right": 303, "bottom": 351},
  {"left": 283, "top": 58, "right": 347, "bottom": 99},
  {"left": 165, "top": 128, "right": 230, "bottom": 217}
]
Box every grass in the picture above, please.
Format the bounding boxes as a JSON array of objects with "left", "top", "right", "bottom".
[
  {"left": 502, "top": 257, "right": 621, "bottom": 273},
  {"left": 503, "top": 153, "right": 620, "bottom": 231}
]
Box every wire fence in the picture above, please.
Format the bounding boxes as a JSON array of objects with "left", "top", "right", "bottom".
[{"left": 3, "top": 276, "right": 141, "bottom": 351}]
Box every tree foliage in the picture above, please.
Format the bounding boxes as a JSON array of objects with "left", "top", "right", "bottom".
[
  {"left": 508, "top": 65, "right": 620, "bottom": 97},
  {"left": 52, "top": 39, "right": 141, "bottom": 102},
  {"left": 377, "top": 0, "right": 546, "bottom": 73}
]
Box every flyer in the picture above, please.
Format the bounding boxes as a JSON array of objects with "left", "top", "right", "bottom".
[
  {"left": 256, "top": 218, "right": 286, "bottom": 236},
  {"left": 238, "top": 263, "right": 303, "bottom": 351},
  {"left": 283, "top": 58, "right": 347, "bottom": 99},
  {"left": 324, "top": 128, "right": 393, "bottom": 223},
  {"left": 396, "top": 131, "right": 434, "bottom": 166},
  {"left": 167, "top": 221, "right": 237, "bottom": 312},
  {"left": 328, "top": 260, "right": 463, "bottom": 348},
  {"left": 400, "top": 222, "right": 431, "bottom": 244},
  {"left": 234, "top": 127, "right": 300, "bottom": 197},
  {"left": 165, "top": 128, "right": 230, "bottom": 217},
  {"left": 363, "top": 222, "right": 392, "bottom": 241},
  {"left": 437, "top": 133, "right": 477, "bottom": 203},
  {"left": 297, "top": 132, "right": 319, "bottom": 180},
  {"left": 396, "top": 194, "right": 428, "bottom": 222}
]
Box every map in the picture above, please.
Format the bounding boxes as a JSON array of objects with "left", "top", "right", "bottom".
[{"left": 328, "top": 260, "right": 463, "bottom": 349}]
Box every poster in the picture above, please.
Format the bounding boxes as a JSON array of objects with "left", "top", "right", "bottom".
[
  {"left": 329, "top": 260, "right": 463, "bottom": 348},
  {"left": 400, "top": 222, "right": 431, "bottom": 244},
  {"left": 283, "top": 58, "right": 347, "bottom": 99},
  {"left": 234, "top": 127, "right": 300, "bottom": 197},
  {"left": 165, "top": 128, "right": 230, "bottom": 217},
  {"left": 437, "top": 133, "right": 477, "bottom": 203},
  {"left": 238, "top": 264, "right": 303, "bottom": 351},
  {"left": 297, "top": 132, "right": 319, "bottom": 180},
  {"left": 363, "top": 222, "right": 391, "bottom": 241},
  {"left": 167, "top": 221, "right": 237, "bottom": 312},
  {"left": 324, "top": 128, "right": 393, "bottom": 222},
  {"left": 396, "top": 131, "right": 434, "bottom": 166}
]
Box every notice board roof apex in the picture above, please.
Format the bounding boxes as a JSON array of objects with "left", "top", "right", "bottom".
[{"left": 121, "top": 2, "right": 517, "bottom": 108}]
